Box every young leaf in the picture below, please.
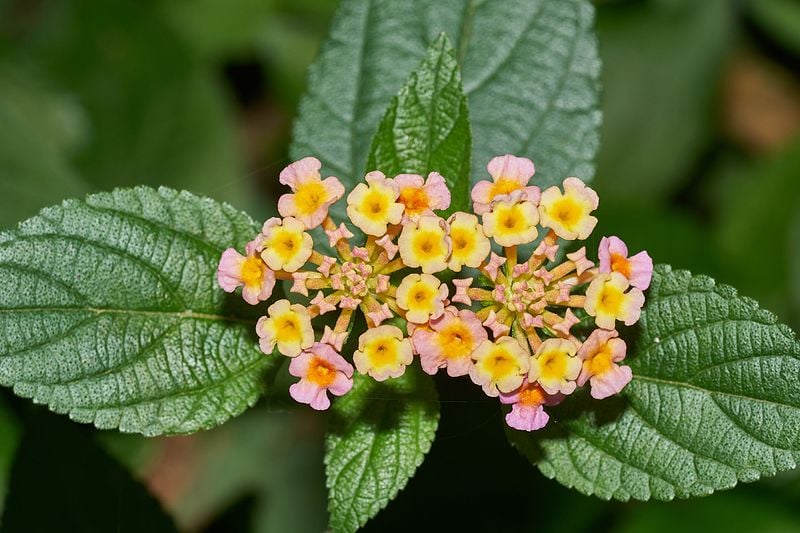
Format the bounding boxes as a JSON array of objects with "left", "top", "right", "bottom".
[
  {"left": 0, "top": 187, "right": 279, "bottom": 436},
  {"left": 1, "top": 410, "right": 177, "bottom": 532},
  {"left": 367, "top": 33, "right": 471, "bottom": 214},
  {"left": 292, "top": 0, "right": 600, "bottom": 190},
  {"left": 508, "top": 264, "right": 800, "bottom": 501},
  {"left": 325, "top": 366, "right": 439, "bottom": 533}
]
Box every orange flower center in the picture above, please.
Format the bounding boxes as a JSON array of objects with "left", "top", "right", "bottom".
[
  {"left": 610, "top": 253, "right": 631, "bottom": 278},
  {"left": 307, "top": 356, "right": 337, "bottom": 387},
  {"left": 398, "top": 187, "right": 430, "bottom": 216},
  {"left": 518, "top": 385, "right": 546, "bottom": 407}
]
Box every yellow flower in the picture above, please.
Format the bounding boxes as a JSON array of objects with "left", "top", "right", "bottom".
[
  {"left": 538, "top": 177, "right": 598, "bottom": 240},
  {"left": 481, "top": 192, "right": 539, "bottom": 246},
  {"left": 353, "top": 325, "right": 414, "bottom": 381},
  {"left": 346, "top": 171, "right": 404, "bottom": 236},
  {"left": 468, "top": 336, "right": 530, "bottom": 396},
  {"left": 398, "top": 215, "right": 451, "bottom": 273},
  {"left": 277, "top": 157, "right": 345, "bottom": 229},
  {"left": 447, "top": 212, "right": 491, "bottom": 271},
  {"left": 256, "top": 299, "right": 314, "bottom": 357},
  {"left": 529, "top": 338, "right": 581, "bottom": 395},
  {"left": 396, "top": 273, "right": 448, "bottom": 324},
  {"left": 584, "top": 272, "right": 645, "bottom": 329},
  {"left": 259, "top": 217, "right": 314, "bottom": 272}
]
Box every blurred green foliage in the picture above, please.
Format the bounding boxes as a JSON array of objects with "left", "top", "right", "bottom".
[{"left": 0, "top": 0, "right": 799, "bottom": 531}]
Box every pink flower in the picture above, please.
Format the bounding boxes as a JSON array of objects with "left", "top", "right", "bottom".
[
  {"left": 288, "top": 343, "right": 354, "bottom": 410},
  {"left": 325, "top": 222, "right": 354, "bottom": 247},
  {"left": 598, "top": 236, "right": 653, "bottom": 290},
  {"left": 413, "top": 308, "right": 487, "bottom": 377},
  {"left": 484, "top": 252, "right": 507, "bottom": 281},
  {"left": 566, "top": 246, "right": 594, "bottom": 276},
  {"left": 452, "top": 278, "right": 473, "bottom": 305},
  {"left": 483, "top": 310, "right": 510, "bottom": 338},
  {"left": 471, "top": 155, "right": 539, "bottom": 215},
  {"left": 576, "top": 329, "right": 632, "bottom": 399},
  {"left": 278, "top": 157, "right": 345, "bottom": 229},
  {"left": 217, "top": 245, "right": 275, "bottom": 305},
  {"left": 500, "top": 381, "right": 551, "bottom": 432},
  {"left": 395, "top": 172, "right": 451, "bottom": 222}
]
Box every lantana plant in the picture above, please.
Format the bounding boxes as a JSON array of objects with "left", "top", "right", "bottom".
[
  {"left": 218, "top": 153, "right": 652, "bottom": 432},
  {"left": 0, "top": 4, "right": 797, "bottom": 532}
]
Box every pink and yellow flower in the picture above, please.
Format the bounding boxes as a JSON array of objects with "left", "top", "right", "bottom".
[
  {"left": 395, "top": 172, "right": 451, "bottom": 222},
  {"left": 481, "top": 191, "right": 540, "bottom": 246},
  {"left": 396, "top": 273, "right": 448, "bottom": 324},
  {"left": 577, "top": 329, "right": 631, "bottom": 400},
  {"left": 500, "top": 380, "right": 551, "bottom": 432},
  {"left": 277, "top": 157, "right": 345, "bottom": 229},
  {"left": 256, "top": 299, "right": 314, "bottom": 357},
  {"left": 259, "top": 217, "right": 313, "bottom": 272},
  {"left": 538, "top": 177, "right": 599, "bottom": 240},
  {"left": 447, "top": 212, "right": 491, "bottom": 271},
  {"left": 353, "top": 325, "right": 414, "bottom": 381},
  {"left": 529, "top": 338, "right": 582, "bottom": 396},
  {"left": 599, "top": 236, "right": 653, "bottom": 290},
  {"left": 288, "top": 343, "right": 354, "bottom": 410},
  {"left": 413, "top": 308, "right": 487, "bottom": 377},
  {"left": 398, "top": 215, "right": 451, "bottom": 273},
  {"left": 346, "top": 171, "right": 404, "bottom": 236},
  {"left": 585, "top": 272, "right": 645, "bottom": 329},
  {"left": 217, "top": 241, "right": 275, "bottom": 305},
  {"left": 471, "top": 154, "right": 539, "bottom": 215},
  {"left": 469, "top": 336, "right": 530, "bottom": 397}
]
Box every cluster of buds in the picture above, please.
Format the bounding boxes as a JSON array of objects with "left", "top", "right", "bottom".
[{"left": 217, "top": 154, "right": 652, "bottom": 431}]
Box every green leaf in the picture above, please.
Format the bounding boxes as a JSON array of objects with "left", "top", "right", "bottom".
[
  {"left": 325, "top": 366, "right": 439, "bottom": 532},
  {"left": 0, "top": 67, "right": 90, "bottom": 229},
  {"left": 747, "top": 0, "right": 800, "bottom": 55},
  {"left": 367, "top": 34, "right": 471, "bottom": 214},
  {"left": 594, "top": 0, "right": 733, "bottom": 204},
  {"left": 292, "top": 0, "right": 600, "bottom": 190},
  {"left": 0, "top": 186, "right": 279, "bottom": 436},
  {"left": 12, "top": 0, "right": 252, "bottom": 211},
  {"left": 508, "top": 264, "right": 800, "bottom": 501},
  {"left": 1, "top": 409, "right": 177, "bottom": 532}
]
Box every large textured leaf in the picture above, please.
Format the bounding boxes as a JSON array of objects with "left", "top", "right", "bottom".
[
  {"left": 509, "top": 264, "right": 800, "bottom": 501},
  {"left": 292, "top": 0, "right": 600, "bottom": 189},
  {"left": 1, "top": 410, "right": 176, "bottom": 532},
  {"left": 325, "top": 366, "right": 439, "bottom": 533},
  {"left": 367, "top": 34, "right": 471, "bottom": 214},
  {"left": 0, "top": 187, "right": 278, "bottom": 436}
]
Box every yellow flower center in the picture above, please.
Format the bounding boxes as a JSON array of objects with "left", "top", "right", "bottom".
[
  {"left": 492, "top": 205, "right": 528, "bottom": 236},
  {"left": 411, "top": 230, "right": 446, "bottom": 260},
  {"left": 483, "top": 349, "right": 517, "bottom": 379},
  {"left": 269, "top": 228, "right": 303, "bottom": 263},
  {"left": 549, "top": 197, "right": 583, "bottom": 229},
  {"left": 438, "top": 322, "right": 474, "bottom": 359},
  {"left": 489, "top": 178, "right": 522, "bottom": 200},
  {"left": 586, "top": 345, "right": 614, "bottom": 376},
  {"left": 398, "top": 187, "right": 430, "bottom": 216},
  {"left": 610, "top": 253, "right": 631, "bottom": 278},
  {"left": 366, "top": 339, "right": 399, "bottom": 367},
  {"left": 538, "top": 349, "right": 568, "bottom": 381},
  {"left": 518, "top": 385, "right": 546, "bottom": 407},
  {"left": 450, "top": 227, "right": 474, "bottom": 254},
  {"left": 597, "top": 283, "right": 624, "bottom": 316},
  {"left": 307, "top": 355, "right": 337, "bottom": 387},
  {"left": 294, "top": 181, "right": 328, "bottom": 215},
  {"left": 240, "top": 256, "right": 263, "bottom": 288},
  {"left": 275, "top": 313, "right": 302, "bottom": 343},
  {"left": 361, "top": 190, "right": 391, "bottom": 220}
]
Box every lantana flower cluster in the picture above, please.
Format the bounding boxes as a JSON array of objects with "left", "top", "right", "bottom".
[{"left": 217, "top": 154, "right": 652, "bottom": 431}]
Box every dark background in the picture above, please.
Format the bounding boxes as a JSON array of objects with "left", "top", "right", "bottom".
[{"left": 0, "top": 0, "right": 799, "bottom": 531}]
